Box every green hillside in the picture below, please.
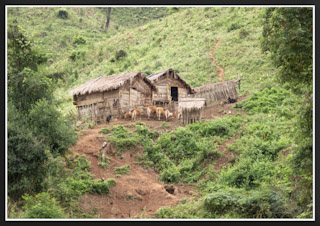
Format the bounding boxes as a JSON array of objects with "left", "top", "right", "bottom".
[
  {"left": 9, "top": 7, "right": 276, "bottom": 114},
  {"left": 7, "top": 6, "right": 313, "bottom": 219}
]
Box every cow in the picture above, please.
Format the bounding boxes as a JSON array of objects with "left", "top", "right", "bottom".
[
  {"left": 106, "top": 115, "right": 112, "bottom": 124},
  {"left": 131, "top": 109, "right": 137, "bottom": 121},
  {"left": 228, "top": 97, "right": 237, "bottom": 103},
  {"left": 134, "top": 108, "right": 143, "bottom": 120},
  {"left": 174, "top": 108, "right": 182, "bottom": 121},
  {"left": 145, "top": 106, "right": 157, "bottom": 120},
  {"left": 123, "top": 111, "right": 132, "bottom": 120},
  {"left": 156, "top": 107, "right": 165, "bottom": 121},
  {"left": 164, "top": 109, "right": 174, "bottom": 121}
]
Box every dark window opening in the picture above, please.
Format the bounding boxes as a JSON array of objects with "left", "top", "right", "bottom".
[{"left": 171, "top": 87, "right": 178, "bottom": 101}]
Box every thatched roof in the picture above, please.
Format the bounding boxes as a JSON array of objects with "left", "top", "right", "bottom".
[
  {"left": 147, "top": 69, "right": 195, "bottom": 94},
  {"left": 194, "top": 80, "right": 237, "bottom": 93},
  {"left": 70, "top": 72, "right": 156, "bottom": 96},
  {"left": 178, "top": 98, "right": 206, "bottom": 110}
]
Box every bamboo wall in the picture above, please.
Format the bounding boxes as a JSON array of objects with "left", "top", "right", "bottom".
[
  {"left": 182, "top": 108, "right": 202, "bottom": 125},
  {"left": 193, "top": 81, "right": 238, "bottom": 107}
]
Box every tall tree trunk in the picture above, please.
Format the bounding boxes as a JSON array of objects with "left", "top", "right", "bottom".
[{"left": 105, "top": 7, "right": 111, "bottom": 30}]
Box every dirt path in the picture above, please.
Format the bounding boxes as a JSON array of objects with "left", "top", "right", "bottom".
[
  {"left": 69, "top": 94, "right": 250, "bottom": 219},
  {"left": 209, "top": 40, "right": 224, "bottom": 82}
]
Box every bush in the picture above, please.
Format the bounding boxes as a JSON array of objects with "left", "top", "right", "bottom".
[
  {"left": 115, "top": 49, "right": 127, "bottom": 60},
  {"left": 109, "top": 126, "right": 142, "bottom": 152},
  {"left": 7, "top": 105, "right": 48, "bottom": 199},
  {"left": 72, "top": 36, "right": 86, "bottom": 45},
  {"left": 69, "top": 50, "right": 86, "bottom": 61},
  {"left": 22, "top": 192, "right": 66, "bottom": 218},
  {"left": 75, "top": 155, "right": 91, "bottom": 171},
  {"left": 56, "top": 9, "right": 68, "bottom": 19},
  {"left": 100, "top": 127, "right": 110, "bottom": 134},
  {"left": 227, "top": 23, "right": 242, "bottom": 32},
  {"left": 89, "top": 179, "right": 116, "bottom": 194},
  {"left": 204, "top": 186, "right": 291, "bottom": 218},
  {"left": 234, "top": 87, "right": 293, "bottom": 116},
  {"left": 159, "top": 165, "right": 181, "bottom": 183},
  {"left": 114, "top": 165, "right": 130, "bottom": 175},
  {"left": 28, "top": 99, "right": 77, "bottom": 156},
  {"left": 239, "top": 28, "right": 249, "bottom": 38}
]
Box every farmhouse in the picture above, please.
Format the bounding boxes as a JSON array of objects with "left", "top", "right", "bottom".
[
  {"left": 147, "top": 69, "right": 195, "bottom": 104},
  {"left": 70, "top": 72, "right": 156, "bottom": 121}
]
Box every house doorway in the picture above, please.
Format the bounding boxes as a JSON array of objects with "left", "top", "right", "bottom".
[{"left": 171, "top": 87, "right": 178, "bottom": 101}]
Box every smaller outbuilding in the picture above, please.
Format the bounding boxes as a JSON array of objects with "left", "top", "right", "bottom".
[{"left": 178, "top": 98, "right": 206, "bottom": 125}]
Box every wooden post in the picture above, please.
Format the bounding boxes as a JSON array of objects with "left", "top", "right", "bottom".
[{"left": 238, "top": 73, "right": 241, "bottom": 91}]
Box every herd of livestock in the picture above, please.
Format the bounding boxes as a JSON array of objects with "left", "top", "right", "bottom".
[
  {"left": 105, "top": 96, "right": 237, "bottom": 124},
  {"left": 121, "top": 106, "right": 181, "bottom": 122},
  {"left": 105, "top": 106, "right": 181, "bottom": 124}
]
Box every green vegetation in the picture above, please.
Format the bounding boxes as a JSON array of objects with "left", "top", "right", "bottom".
[
  {"left": 7, "top": 6, "right": 312, "bottom": 219},
  {"left": 114, "top": 165, "right": 130, "bottom": 176}
]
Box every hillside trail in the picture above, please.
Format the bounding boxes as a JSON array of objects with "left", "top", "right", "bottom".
[
  {"left": 70, "top": 94, "right": 249, "bottom": 219},
  {"left": 209, "top": 40, "right": 225, "bottom": 82}
]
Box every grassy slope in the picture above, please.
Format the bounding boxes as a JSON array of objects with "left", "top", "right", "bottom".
[
  {"left": 71, "top": 7, "right": 275, "bottom": 88},
  {"left": 8, "top": 7, "right": 277, "bottom": 114}
]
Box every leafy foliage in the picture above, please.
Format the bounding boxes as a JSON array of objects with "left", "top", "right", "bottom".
[
  {"left": 114, "top": 165, "right": 130, "bottom": 175},
  {"left": 28, "top": 99, "right": 77, "bottom": 156},
  {"left": 7, "top": 102, "right": 49, "bottom": 200},
  {"left": 261, "top": 7, "right": 312, "bottom": 86},
  {"left": 22, "top": 192, "right": 66, "bottom": 218}
]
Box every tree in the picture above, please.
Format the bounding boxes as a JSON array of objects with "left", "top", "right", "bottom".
[
  {"left": 7, "top": 22, "right": 77, "bottom": 200},
  {"left": 7, "top": 102, "right": 49, "bottom": 199},
  {"left": 261, "top": 7, "right": 313, "bottom": 216},
  {"left": 261, "top": 7, "right": 312, "bottom": 87},
  {"left": 105, "top": 7, "right": 112, "bottom": 30},
  {"left": 261, "top": 7, "right": 313, "bottom": 136}
]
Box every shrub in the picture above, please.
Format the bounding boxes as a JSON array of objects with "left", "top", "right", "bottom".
[
  {"left": 22, "top": 192, "right": 66, "bottom": 218},
  {"left": 227, "top": 23, "right": 242, "bottom": 32},
  {"left": 7, "top": 104, "right": 48, "bottom": 199},
  {"left": 204, "top": 187, "right": 291, "bottom": 218},
  {"left": 159, "top": 165, "right": 181, "bottom": 183},
  {"left": 114, "top": 165, "right": 130, "bottom": 175},
  {"left": 75, "top": 155, "right": 91, "bottom": 171},
  {"left": 72, "top": 36, "right": 86, "bottom": 45},
  {"left": 109, "top": 126, "right": 142, "bottom": 152},
  {"left": 239, "top": 28, "right": 249, "bottom": 38},
  {"left": 100, "top": 127, "right": 110, "bottom": 134},
  {"left": 115, "top": 50, "right": 127, "bottom": 60},
  {"left": 56, "top": 9, "right": 68, "bottom": 19},
  {"left": 28, "top": 99, "right": 77, "bottom": 156},
  {"left": 69, "top": 50, "right": 86, "bottom": 61},
  {"left": 89, "top": 179, "right": 116, "bottom": 194}
]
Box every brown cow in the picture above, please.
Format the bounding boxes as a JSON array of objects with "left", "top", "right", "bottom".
[
  {"left": 123, "top": 111, "right": 132, "bottom": 120},
  {"left": 156, "top": 107, "right": 165, "bottom": 121},
  {"left": 145, "top": 106, "right": 157, "bottom": 120},
  {"left": 134, "top": 108, "right": 143, "bottom": 120},
  {"left": 131, "top": 109, "right": 137, "bottom": 121},
  {"left": 164, "top": 109, "right": 174, "bottom": 121},
  {"left": 174, "top": 108, "right": 182, "bottom": 121}
]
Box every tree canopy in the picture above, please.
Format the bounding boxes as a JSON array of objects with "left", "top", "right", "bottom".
[{"left": 261, "top": 7, "right": 313, "bottom": 88}]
